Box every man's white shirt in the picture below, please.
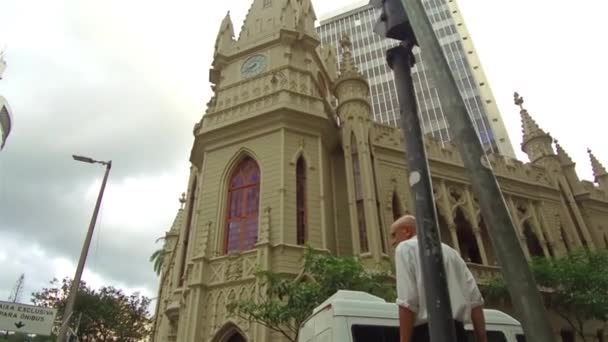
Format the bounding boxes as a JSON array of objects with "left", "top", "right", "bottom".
[{"left": 395, "top": 237, "right": 484, "bottom": 325}]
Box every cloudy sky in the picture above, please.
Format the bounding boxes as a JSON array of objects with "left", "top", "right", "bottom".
[{"left": 0, "top": 0, "right": 606, "bottom": 311}]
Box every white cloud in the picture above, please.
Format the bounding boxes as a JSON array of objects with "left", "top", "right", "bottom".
[{"left": 83, "top": 164, "right": 188, "bottom": 232}]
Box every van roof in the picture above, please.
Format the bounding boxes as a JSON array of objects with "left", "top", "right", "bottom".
[{"left": 311, "top": 290, "right": 521, "bottom": 326}]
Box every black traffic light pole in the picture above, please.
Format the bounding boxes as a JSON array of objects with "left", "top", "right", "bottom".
[{"left": 372, "top": 0, "right": 556, "bottom": 341}]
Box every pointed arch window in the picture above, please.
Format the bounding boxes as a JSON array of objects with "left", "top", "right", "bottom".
[
  {"left": 225, "top": 157, "right": 260, "bottom": 254},
  {"left": 179, "top": 176, "right": 197, "bottom": 286},
  {"left": 392, "top": 193, "right": 402, "bottom": 221},
  {"left": 560, "top": 225, "right": 571, "bottom": 253},
  {"left": 296, "top": 157, "right": 307, "bottom": 245},
  {"left": 351, "top": 134, "right": 369, "bottom": 253},
  {"left": 370, "top": 136, "right": 387, "bottom": 253},
  {"left": 455, "top": 207, "right": 482, "bottom": 264}
]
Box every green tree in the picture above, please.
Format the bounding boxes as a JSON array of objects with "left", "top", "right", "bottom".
[
  {"left": 227, "top": 248, "right": 396, "bottom": 342},
  {"left": 149, "top": 237, "right": 165, "bottom": 276},
  {"left": 32, "top": 278, "right": 152, "bottom": 342},
  {"left": 483, "top": 249, "right": 608, "bottom": 342}
]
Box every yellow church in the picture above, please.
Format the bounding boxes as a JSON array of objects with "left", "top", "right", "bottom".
[{"left": 150, "top": 0, "right": 608, "bottom": 340}]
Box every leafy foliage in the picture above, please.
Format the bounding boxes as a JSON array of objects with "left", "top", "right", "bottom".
[
  {"left": 149, "top": 249, "right": 164, "bottom": 276},
  {"left": 149, "top": 237, "right": 165, "bottom": 276},
  {"left": 483, "top": 249, "right": 608, "bottom": 342},
  {"left": 31, "top": 278, "right": 152, "bottom": 342},
  {"left": 227, "top": 248, "right": 396, "bottom": 342}
]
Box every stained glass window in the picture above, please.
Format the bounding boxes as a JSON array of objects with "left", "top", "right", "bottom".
[{"left": 225, "top": 157, "right": 260, "bottom": 253}]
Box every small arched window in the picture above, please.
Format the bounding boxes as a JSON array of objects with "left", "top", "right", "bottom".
[
  {"left": 296, "top": 157, "right": 306, "bottom": 245},
  {"left": 225, "top": 157, "right": 260, "bottom": 254},
  {"left": 351, "top": 134, "right": 369, "bottom": 253}
]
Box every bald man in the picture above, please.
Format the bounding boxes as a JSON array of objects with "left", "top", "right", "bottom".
[{"left": 391, "top": 215, "right": 487, "bottom": 342}]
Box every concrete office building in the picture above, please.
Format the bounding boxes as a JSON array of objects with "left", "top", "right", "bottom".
[{"left": 317, "top": 0, "right": 516, "bottom": 157}]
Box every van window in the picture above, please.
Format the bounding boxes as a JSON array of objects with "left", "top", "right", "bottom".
[
  {"left": 516, "top": 334, "right": 526, "bottom": 342},
  {"left": 351, "top": 325, "right": 399, "bottom": 342},
  {"left": 466, "top": 330, "right": 507, "bottom": 342}
]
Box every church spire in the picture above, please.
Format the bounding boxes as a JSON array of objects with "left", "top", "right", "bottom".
[
  {"left": 214, "top": 11, "right": 235, "bottom": 57},
  {"left": 554, "top": 139, "right": 575, "bottom": 166},
  {"left": 337, "top": 35, "right": 363, "bottom": 80},
  {"left": 588, "top": 148, "right": 608, "bottom": 192},
  {"left": 334, "top": 34, "right": 371, "bottom": 122},
  {"left": 295, "top": 0, "right": 318, "bottom": 39},
  {"left": 588, "top": 148, "right": 608, "bottom": 179},
  {"left": 514, "top": 92, "right": 554, "bottom": 163},
  {"left": 514, "top": 92, "right": 550, "bottom": 143},
  {"left": 237, "top": 0, "right": 317, "bottom": 44}
]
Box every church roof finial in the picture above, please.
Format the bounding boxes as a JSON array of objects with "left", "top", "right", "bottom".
[
  {"left": 588, "top": 148, "right": 608, "bottom": 179},
  {"left": 179, "top": 192, "right": 186, "bottom": 209},
  {"left": 338, "top": 34, "right": 362, "bottom": 79},
  {"left": 514, "top": 92, "right": 550, "bottom": 143},
  {"left": 554, "top": 139, "right": 574, "bottom": 166}
]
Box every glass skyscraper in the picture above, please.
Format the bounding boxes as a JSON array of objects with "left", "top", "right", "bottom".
[{"left": 317, "top": 0, "right": 515, "bottom": 157}]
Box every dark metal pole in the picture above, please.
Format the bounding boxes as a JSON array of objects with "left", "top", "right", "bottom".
[
  {"left": 388, "top": 43, "right": 456, "bottom": 342},
  {"left": 57, "top": 161, "right": 112, "bottom": 342},
  {"left": 397, "top": 0, "right": 555, "bottom": 340}
]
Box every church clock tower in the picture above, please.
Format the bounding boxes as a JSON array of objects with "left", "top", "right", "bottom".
[{"left": 153, "top": 1, "right": 345, "bottom": 341}]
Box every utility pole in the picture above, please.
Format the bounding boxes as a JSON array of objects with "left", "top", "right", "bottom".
[
  {"left": 57, "top": 155, "right": 112, "bottom": 342},
  {"left": 371, "top": 0, "right": 556, "bottom": 340}
]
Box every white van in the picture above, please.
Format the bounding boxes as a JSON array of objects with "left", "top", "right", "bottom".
[{"left": 298, "top": 290, "right": 525, "bottom": 342}]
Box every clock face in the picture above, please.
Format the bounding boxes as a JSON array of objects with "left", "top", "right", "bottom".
[{"left": 241, "top": 54, "right": 267, "bottom": 78}]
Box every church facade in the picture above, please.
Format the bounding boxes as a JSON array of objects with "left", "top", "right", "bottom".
[{"left": 150, "top": 0, "right": 608, "bottom": 341}]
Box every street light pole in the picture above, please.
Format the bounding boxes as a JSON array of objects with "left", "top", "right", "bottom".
[{"left": 57, "top": 156, "right": 112, "bottom": 342}]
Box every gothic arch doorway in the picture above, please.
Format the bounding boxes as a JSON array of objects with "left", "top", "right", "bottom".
[{"left": 213, "top": 322, "right": 248, "bottom": 342}]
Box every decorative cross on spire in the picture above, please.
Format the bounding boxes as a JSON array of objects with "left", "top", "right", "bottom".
[
  {"left": 179, "top": 192, "right": 186, "bottom": 209},
  {"left": 514, "top": 92, "right": 525, "bottom": 111},
  {"left": 339, "top": 34, "right": 353, "bottom": 52},
  {"left": 337, "top": 34, "right": 362, "bottom": 78}
]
